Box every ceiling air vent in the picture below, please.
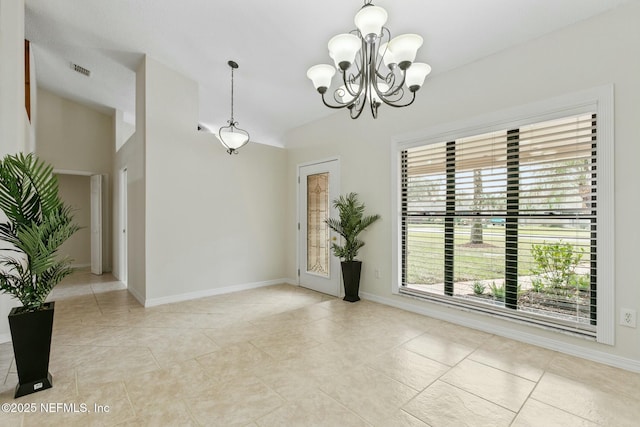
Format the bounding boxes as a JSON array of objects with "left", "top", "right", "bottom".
[{"left": 71, "top": 62, "right": 91, "bottom": 77}]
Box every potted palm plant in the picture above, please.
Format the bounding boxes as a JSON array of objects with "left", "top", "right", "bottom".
[
  {"left": 0, "top": 153, "right": 79, "bottom": 398},
  {"left": 325, "top": 192, "right": 380, "bottom": 302}
]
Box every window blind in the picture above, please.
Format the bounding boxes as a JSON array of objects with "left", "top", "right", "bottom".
[{"left": 401, "top": 113, "right": 597, "bottom": 335}]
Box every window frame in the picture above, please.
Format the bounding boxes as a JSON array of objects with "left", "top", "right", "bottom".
[{"left": 391, "top": 85, "right": 614, "bottom": 345}]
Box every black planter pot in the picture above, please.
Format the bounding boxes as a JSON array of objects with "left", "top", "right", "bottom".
[
  {"left": 8, "top": 302, "right": 55, "bottom": 398},
  {"left": 341, "top": 261, "right": 362, "bottom": 302}
]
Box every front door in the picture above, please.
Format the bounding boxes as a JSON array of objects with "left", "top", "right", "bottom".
[{"left": 298, "top": 159, "right": 340, "bottom": 296}]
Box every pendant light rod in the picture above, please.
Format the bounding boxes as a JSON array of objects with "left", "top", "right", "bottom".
[{"left": 228, "top": 60, "right": 238, "bottom": 124}]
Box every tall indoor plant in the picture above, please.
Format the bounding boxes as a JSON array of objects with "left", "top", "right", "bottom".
[
  {"left": 0, "top": 153, "right": 79, "bottom": 397},
  {"left": 325, "top": 192, "right": 380, "bottom": 302}
]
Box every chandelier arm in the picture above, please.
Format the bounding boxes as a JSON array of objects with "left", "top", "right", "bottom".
[
  {"left": 342, "top": 40, "right": 367, "bottom": 98},
  {"left": 368, "top": 43, "right": 391, "bottom": 102},
  {"left": 342, "top": 70, "right": 365, "bottom": 100},
  {"left": 371, "top": 102, "right": 380, "bottom": 119},
  {"left": 342, "top": 71, "right": 357, "bottom": 97},
  {"left": 374, "top": 67, "right": 406, "bottom": 98},
  {"left": 375, "top": 27, "right": 392, "bottom": 71},
  {"left": 368, "top": 43, "right": 402, "bottom": 102},
  {"left": 350, "top": 98, "right": 366, "bottom": 120},
  {"left": 366, "top": 54, "right": 379, "bottom": 120},
  {"left": 391, "top": 69, "right": 408, "bottom": 94},
  {"left": 375, "top": 66, "right": 393, "bottom": 81},
  {"left": 369, "top": 100, "right": 378, "bottom": 118},
  {"left": 379, "top": 90, "right": 417, "bottom": 108},
  {"left": 321, "top": 92, "right": 351, "bottom": 109}
]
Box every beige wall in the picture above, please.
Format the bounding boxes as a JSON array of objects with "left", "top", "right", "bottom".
[
  {"left": 113, "top": 58, "right": 147, "bottom": 301},
  {"left": 135, "top": 56, "right": 287, "bottom": 304},
  {"left": 36, "top": 87, "right": 113, "bottom": 173},
  {"left": 285, "top": 2, "right": 640, "bottom": 369},
  {"left": 114, "top": 56, "right": 288, "bottom": 305},
  {"left": 56, "top": 174, "right": 91, "bottom": 267},
  {"left": 35, "top": 87, "right": 114, "bottom": 271}
]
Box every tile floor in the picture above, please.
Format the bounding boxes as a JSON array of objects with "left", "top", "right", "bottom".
[{"left": 1, "top": 270, "right": 640, "bottom": 426}]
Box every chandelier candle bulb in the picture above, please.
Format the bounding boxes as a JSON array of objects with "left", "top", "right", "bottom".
[{"left": 307, "top": 1, "right": 431, "bottom": 119}]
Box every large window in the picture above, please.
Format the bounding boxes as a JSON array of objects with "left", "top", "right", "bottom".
[{"left": 394, "top": 89, "right": 614, "bottom": 343}]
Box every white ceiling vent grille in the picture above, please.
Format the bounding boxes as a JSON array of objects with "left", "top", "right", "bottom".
[{"left": 71, "top": 63, "right": 91, "bottom": 77}]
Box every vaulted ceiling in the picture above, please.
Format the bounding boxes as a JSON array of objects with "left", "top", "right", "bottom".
[{"left": 25, "top": 0, "right": 630, "bottom": 147}]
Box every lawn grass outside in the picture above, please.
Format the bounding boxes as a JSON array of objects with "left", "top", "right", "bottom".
[{"left": 406, "top": 222, "right": 591, "bottom": 285}]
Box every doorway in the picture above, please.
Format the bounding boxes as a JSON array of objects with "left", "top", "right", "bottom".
[
  {"left": 298, "top": 159, "right": 340, "bottom": 297},
  {"left": 119, "top": 168, "right": 128, "bottom": 286},
  {"left": 90, "top": 174, "right": 103, "bottom": 275},
  {"left": 54, "top": 171, "right": 105, "bottom": 275}
]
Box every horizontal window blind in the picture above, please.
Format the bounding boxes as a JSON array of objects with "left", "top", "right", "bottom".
[{"left": 401, "top": 113, "right": 597, "bottom": 335}]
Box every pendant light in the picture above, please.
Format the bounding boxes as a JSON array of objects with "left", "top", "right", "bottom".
[{"left": 216, "top": 60, "right": 250, "bottom": 154}]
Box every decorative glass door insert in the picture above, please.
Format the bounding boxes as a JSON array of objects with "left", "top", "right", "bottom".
[{"left": 307, "top": 173, "right": 330, "bottom": 277}]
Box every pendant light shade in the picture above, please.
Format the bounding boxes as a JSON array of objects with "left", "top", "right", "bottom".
[
  {"left": 328, "top": 34, "right": 361, "bottom": 70},
  {"left": 216, "top": 127, "right": 249, "bottom": 151},
  {"left": 307, "top": 64, "right": 336, "bottom": 93},
  {"left": 405, "top": 62, "right": 432, "bottom": 92},
  {"left": 388, "top": 34, "right": 423, "bottom": 69},
  {"left": 354, "top": 5, "right": 387, "bottom": 40},
  {"left": 378, "top": 42, "right": 396, "bottom": 67}
]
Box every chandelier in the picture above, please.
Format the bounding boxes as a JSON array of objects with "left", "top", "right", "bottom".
[
  {"left": 307, "top": 0, "right": 431, "bottom": 120},
  {"left": 216, "top": 60, "right": 250, "bottom": 154}
]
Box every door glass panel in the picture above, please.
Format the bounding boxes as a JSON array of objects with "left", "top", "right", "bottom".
[{"left": 307, "top": 173, "right": 330, "bottom": 277}]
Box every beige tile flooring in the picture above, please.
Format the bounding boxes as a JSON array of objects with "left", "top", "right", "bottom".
[{"left": 1, "top": 270, "right": 640, "bottom": 426}]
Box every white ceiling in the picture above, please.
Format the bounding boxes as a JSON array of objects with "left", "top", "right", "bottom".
[{"left": 25, "top": 0, "right": 630, "bottom": 147}]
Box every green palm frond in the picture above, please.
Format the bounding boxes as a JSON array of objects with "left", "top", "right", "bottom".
[
  {"left": 0, "top": 153, "right": 78, "bottom": 310},
  {"left": 0, "top": 153, "right": 60, "bottom": 225},
  {"left": 324, "top": 192, "right": 380, "bottom": 262}
]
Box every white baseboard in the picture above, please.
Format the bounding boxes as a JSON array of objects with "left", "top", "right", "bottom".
[
  {"left": 360, "top": 291, "right": 640, "bottom": 373},
  {"left": 71, "top": 263, "right": 91, "bottom": 269},
  {"left": 0, "top": 332, "right": 11, "bottom": 344},
  {"left": 283, "top": 277, "right": 298, "bottom": 286},
  {"left": 127, "top": 285, "right": 145, "bottom": 307},
  {"left": 142, "top": 279, "right": 290, "bottom": 308}
]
